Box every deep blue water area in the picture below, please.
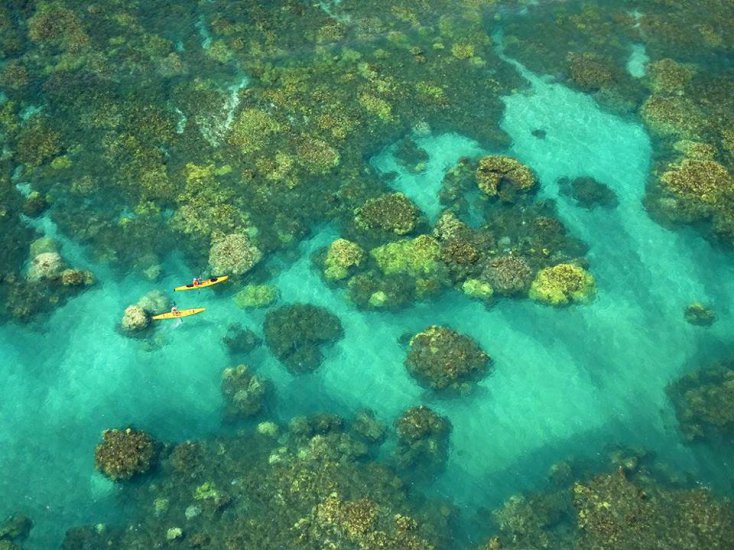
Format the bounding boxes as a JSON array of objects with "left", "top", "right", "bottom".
[{"left": 1, "top": 0, "right": 734, "bottom": 547}]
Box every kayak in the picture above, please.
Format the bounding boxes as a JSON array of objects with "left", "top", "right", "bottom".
[
  {"left": 174, "top": 275, "right": 229, "bottom": 292},
  {"left": 152, "top": 308, "right": 205, "bottom": 321}
]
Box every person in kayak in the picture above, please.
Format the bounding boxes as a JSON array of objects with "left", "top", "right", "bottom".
[
  {"left": 171, "top": 305, "right": 179, "bottom": 315},
  {"left": 192, "top": 277, "right": 202, "bottom": 286}
]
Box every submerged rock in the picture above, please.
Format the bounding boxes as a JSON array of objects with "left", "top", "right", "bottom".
[
  {"left": 222, "top": 323, "right": 261, "bottom": 354},
  {"left": 559, "top": 176, "right": 618, "bottom": 209},
  {"left": 684, "top": 302, "right": 716, "bottom": 326},
  {"left": 0, "top": 514, "right": 32, "bottom": 543}
]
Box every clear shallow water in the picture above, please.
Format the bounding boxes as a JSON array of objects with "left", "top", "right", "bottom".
[{"left": 2, "top": 11, "right": 733, "bottom": 550}]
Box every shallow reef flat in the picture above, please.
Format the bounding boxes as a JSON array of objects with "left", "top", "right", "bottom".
[{"left": 1, "top": 0, "right": 734, "bottom": 548}]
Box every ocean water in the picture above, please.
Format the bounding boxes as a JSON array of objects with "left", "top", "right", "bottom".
[{"left": 1, "top": 1, "right": 733, "bottom": 548}]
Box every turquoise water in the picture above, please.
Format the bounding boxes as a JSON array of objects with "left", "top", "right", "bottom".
[{"left": 2, "top": 2, "right": 733, "bottom": 547}]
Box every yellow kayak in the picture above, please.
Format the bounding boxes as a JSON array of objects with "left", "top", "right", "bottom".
[
  {"left": 152, "top": 308, "right": 205, "bottom": 321},
  {"left": 174, "top": 276, "right": 229, "bottom": 292}
]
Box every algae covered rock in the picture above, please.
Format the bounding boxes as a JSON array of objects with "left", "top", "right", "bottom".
[
  {"left": 323, "top": 238, "right": 364, "bottom": 281},
  {"left": 482, "top": 255, "right": 533, "bottom": 296},
  {"left": 121, "top": 304, "right": 150, "bottom": 332},
  {"left": 660, "top": 158, "right": 733, "bottom": 205},
  {"left": 208, "top": 233, "right": 262, "bottom": 276},
  {"left": 461, "top": 278, "right": 494, "bottom": 301},
  {"left": 27, "top": 251, "right": 64, "bottom": 281},
  {"left": 264, "top": 304, "right": 343, "bottom": 374},
  {"left": 94, "top": 427, "right": 158, "bottom": 481},
  {"left": 233, "top": 284, "right": 278, "bottom": 309},
  {"left": 59, "top": 268, "right": 94, "bottom": 287},
  {"left": 371, "top": 235, "right": 441, "bottom": 276},
  {"left": 475, "top": 155, "right": 536, "bottom": 199},
  {"left": 405, "top": 325, "right": 490, "bottom": 392},
  {"left": 221, "top": 364, "right": 272, "bottom": 420},
  {"left": 529, "top": 263, "right": 595, "bottom": 306},
  {"left": 354, "top": 192, "right": 420, "bottom": 235},
  {"left": 136, "top": 289, "right": 171, "bottom": 314}
]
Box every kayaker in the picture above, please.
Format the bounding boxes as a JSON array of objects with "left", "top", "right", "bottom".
[
  {"left": 171, "top": 305, "right": 179, "bottom": 315},
  {"left": 193, "top": 277, "right": 202, "bottom": 286}
]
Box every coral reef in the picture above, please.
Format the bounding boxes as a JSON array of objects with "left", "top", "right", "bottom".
[
  {"left": 120, "top": 305, "right": 150, "bottom": 332},
  {"left": 461, "top": 278, "right": 494, "bottom": 302},
  {"left": 482, "top": 448, "right": 734, "bottom": 549},
  {"left": 668, "top": 359, "right": 734, "bottom": 443},
  {"left": 660, "top": 158, "right": 733, "bottom": 206},
  {"left": 222, "top": 323, "right": 261, "bottom": 354},
  {"left": 529, "top": 263, "right": 595, "bottom": 306},
  {"left": 323, "top": 238, "right": 365, "bottom": 281},
  {"left": 406, "top": 325, "right": 490, "bottom": 393},
  {"left": 136, "top": 290, "right": 171, "bottom": 315},
  {"left": 354, "top": 193, "right": 420, "bottom": 236},
  {"left": 394, "top": 406, "right": 452, "bottom": 476},
  {"left": 371, "top": 235, "right": 442, "bottom": 277},
  {"left": 481, "top": 255, "right": 533, "bottom": 297},
  {"left": 26, "top": 252, "right": 64, "bottom": 281},
  {"left": 264, "top": 304, "right": 344, "bottom": 374},
  {"left": 221, "top": 365, "right": 272, "bottom": 421},
  {"left": 208, "top": 233, "right": 263, "bottom": 276},
  {"left": 233, "top": 284, "right": 278, "bottom": 309},
  {"left": 67, "top": 410, "right": 452, "bottom": 548},
  {"left": 475, "top": 156, "right": 536, "bottom": 201},
  {"left": 573, "top": 472, "right": 734, "bottom": 549},
  {"left": 94, "top": 428, "right": 158, "bottom": 481},
  {"left": 351, "top": 409, "right": 387, "bottom": 445}
]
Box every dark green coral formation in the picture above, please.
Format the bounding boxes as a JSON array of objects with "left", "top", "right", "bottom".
[
  {"left": 264, "top": 304, "right": 344, "bottom": 374},
  {"left": 668, "top": 359, "right": 734, "bottom": 443},
  {"left": 406, "top": 325, "right": 490, "bottom": 393},
  {"left": 394, "top": 406, "right": 452, "bottom": 477},
  {"left": 559, "top": 176, "right": 618, "bottom": 209}
]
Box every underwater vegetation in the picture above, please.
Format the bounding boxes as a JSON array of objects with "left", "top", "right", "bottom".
[{"left": 668, "top": 358, "right": 734, "bottom": 444}]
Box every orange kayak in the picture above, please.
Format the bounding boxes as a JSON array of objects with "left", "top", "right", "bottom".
[
  {"left": 174, "top": 276, "right": 229, "bottom": 292},
  {"left": 152, "top": 308, "right": 205, "bottom": 321}
]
